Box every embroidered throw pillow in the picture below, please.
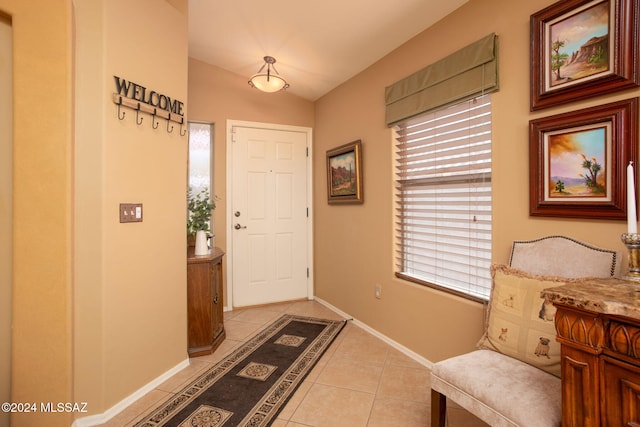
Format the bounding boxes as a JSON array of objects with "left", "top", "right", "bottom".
[{"left": 477, "top": 264, "right": 571, "bottom": 377}]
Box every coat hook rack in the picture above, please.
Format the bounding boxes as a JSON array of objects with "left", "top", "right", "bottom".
[
  {"left": 166, "top": 113, "right": 174, "bottom": 133},
  {"left": 117, "top": 96, "right": 126, "bottom": 120},
  {"left": 180, "top": 119, "right": 187, "bottom": 137},
  {"left": 112, "top": 94, "right": 185, "bottom": 136},
  {"left": 151, "top": 108, "right": 159, "bottom": 129},
  {"left": 135, "top": 103, "right": 144, "bottom": 125}
]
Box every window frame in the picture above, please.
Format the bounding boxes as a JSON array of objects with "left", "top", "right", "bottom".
[
  {"left": 394, "top": 95, "right": 493, "bottom": 303},
  {"left": 187, "top": 121, "right": 215, "bottom": 231}
]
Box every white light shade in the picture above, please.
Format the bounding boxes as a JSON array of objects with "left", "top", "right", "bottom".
[
  {"left": 248, "top": 56, "right": 289, "bottom": 93},
  {"left": 249, "top": 73, "right": 288, "bottom": 92}
]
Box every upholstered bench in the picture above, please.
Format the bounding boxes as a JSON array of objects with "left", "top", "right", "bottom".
[
  {"left": 430, "top": 236, "right": 620, "bottom": 427},
  {"left": 431, "top": 350, "right": 561, "bottom": 426}
]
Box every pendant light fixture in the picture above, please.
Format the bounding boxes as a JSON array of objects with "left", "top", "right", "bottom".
[{"left": 248, "top": 56, "right": 289, "bottom": 93}]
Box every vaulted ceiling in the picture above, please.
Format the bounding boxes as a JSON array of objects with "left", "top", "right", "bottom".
[{"left": 188, "top": 0, "right": 469, "bottom": 101}]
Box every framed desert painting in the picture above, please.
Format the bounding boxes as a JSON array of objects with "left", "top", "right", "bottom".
[
  {"left": 529, "top": 98, "right": 638, "bottom": 219},
  {"left": 530, "top": 0, "right": 639, "bottom": 110},
  {"left": 326, "top": 140, "right": 363, "bottom": 204}
]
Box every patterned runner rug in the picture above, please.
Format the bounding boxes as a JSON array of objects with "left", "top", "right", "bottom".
[{"left": 135, "top": 314, "right": 346, "bottom": 427}]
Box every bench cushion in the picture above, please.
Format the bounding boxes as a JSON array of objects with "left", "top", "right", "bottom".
[{"left": 431, "top": 349, "right": 561, "bottom": 427}]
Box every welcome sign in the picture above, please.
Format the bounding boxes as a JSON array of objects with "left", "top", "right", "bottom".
[
  {"left": 114, "top": 76, "right": 184, "bottom": 117},
  {"left": 112, "top": 75, "right": 186, "bottom": 134}
]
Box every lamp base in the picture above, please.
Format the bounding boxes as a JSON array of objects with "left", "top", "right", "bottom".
[{"left": 621, "top": 233, "right": 640, "bottom": 282}]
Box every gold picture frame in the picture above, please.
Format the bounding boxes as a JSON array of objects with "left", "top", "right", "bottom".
[{"left": 326, "top": 140, "right": 363, "bottom": 204}]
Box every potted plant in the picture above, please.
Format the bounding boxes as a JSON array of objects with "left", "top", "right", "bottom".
[{"left": 187, "top": 187, "right": 216, "bottom": 254}]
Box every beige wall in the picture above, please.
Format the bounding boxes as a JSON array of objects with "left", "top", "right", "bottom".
[
  {"left": 3, "top": 1, "right": 313, "bottom": 423},
  {"left": 0, "top": 1, "right": 74, "bottom": 426},
  {"left": 74, "top": 0, "right": 189, "bottom": 415},
  {"left": 74, "top": 0, "right": 104, "bottom": 414},
  {"left": 4, "top": 0, "right": 640, "bottom": 424},
  {"left": 0, "top": 12, "right": 12, "bottom": 427},
  {"left": 1, "top": 0, "right": 189, "bottom": 424},
  {"left": 313, "top": 0, "right": 640, "bottom": 363},
  {"left": 187, "top": 58, "right": 315, "bottom": 304}
]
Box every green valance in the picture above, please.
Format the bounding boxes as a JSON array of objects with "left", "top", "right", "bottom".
[{"left": 385, "top": 33, "right": 498, "bottom": 127}]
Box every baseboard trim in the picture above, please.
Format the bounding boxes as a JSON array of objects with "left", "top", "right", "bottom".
[
  {"left": 72, "top": 358, "right": 190, "bottom": 427},
  {"left": 313, "top": 296, "right": 434, "bottom": 370}
]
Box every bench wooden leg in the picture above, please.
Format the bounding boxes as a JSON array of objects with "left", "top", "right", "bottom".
[{"left": 431, "top": 389, "right": 446, "bottom": 427}]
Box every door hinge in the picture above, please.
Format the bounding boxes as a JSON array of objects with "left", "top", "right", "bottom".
[
  {"left": 307, "top": 268, "right": 309, "bottom": 278},
  {"left": 306, "top": 207, "right": 309, "bottom": 217},
  {"left": 231, "top": 127, "right": 237, "bottom": 143},
  {"left": 306, "top": 147, "right": 309, "bottom": 157}
]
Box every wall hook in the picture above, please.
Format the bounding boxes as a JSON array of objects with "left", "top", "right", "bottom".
[
  {"left": 117, "top": 96, "right": 125, "bottom": 120},
  {"left": 135, "top": 103, "right": 144, "bottom": 125},
  {"left": 166, "top": 113, "right": 174, "bottom": 133},
  {"left": 151, "top": 108, "right": 159, "bottom": 129},
  {"left": 180, "top": 118, "right": 187, "bottom": 136}
]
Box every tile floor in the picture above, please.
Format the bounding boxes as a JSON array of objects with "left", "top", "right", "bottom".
[{"left": 97, "top": 300, "right": 488, "bottom": 426}]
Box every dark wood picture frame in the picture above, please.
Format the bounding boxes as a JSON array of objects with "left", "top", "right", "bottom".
[
  {"left": 530, "top": 0, "right": 639, "bottom": 111},
  {"left": 530, "top": 98, "right": 638, "bottom": 219},
  {"left": 326, "top": 140, "right": 363, "bottom": 204}
]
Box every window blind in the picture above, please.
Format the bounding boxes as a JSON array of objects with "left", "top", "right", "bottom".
[
  {"left": 385, "top": 33, "right": 498, "bottom": 127},
  {"left": 395, "top": 95, "right": 492, "bottom": 301}
]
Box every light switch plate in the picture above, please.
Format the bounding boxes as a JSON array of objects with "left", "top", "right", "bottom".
[{"left": 119, "top": 203, "right": 143, "bottom": 223}]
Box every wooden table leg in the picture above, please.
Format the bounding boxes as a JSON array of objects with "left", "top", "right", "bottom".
[{"left": 431, "top": 389, "right": 446, "bottom": 427}]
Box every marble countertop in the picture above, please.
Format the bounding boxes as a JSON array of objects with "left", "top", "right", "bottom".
[{"left": 541, "top": 277, "right": 640, "bottom": 320}]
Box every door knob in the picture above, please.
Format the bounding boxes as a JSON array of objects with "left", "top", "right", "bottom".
[{"left": 234, "top": 223, "right": 247, "bottom": 230}]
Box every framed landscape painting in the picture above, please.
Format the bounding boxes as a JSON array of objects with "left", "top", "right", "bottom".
[
  {"left": 530, "top": 0, "right": 639, "bottom": 110},
  {"left": 529, "top": 98, "right": 638, "bottom": 219},
  {"left": 326, "top": 140, "right": 363, "bottom": 204}
]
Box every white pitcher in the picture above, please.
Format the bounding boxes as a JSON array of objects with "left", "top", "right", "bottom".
[{"left": 194, "top": 230, "right": 208, "bottom": 255}]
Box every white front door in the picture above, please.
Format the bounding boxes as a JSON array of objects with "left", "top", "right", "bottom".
[{"left": 228, "top": 122, "right": 312, "bottom": 307}]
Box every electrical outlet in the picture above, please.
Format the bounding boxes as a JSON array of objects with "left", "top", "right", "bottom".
[
  {"left": 375, "top": 284, "right": 382, "bottom": 299},
  {"left": 119, "top": 203, "right": 143, "bottom": 223}
]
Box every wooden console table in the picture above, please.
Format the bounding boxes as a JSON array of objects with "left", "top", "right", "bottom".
[
  {"left": 187, "top": 247, "right": 225, "bottom": 357},
  {"left": 542, "top": 278, "right": 640, "bottom": 427}
]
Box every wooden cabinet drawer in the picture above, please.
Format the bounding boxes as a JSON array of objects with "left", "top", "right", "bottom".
[{"left": 601, "top": 355, "right": 640, "bottom": 427}]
